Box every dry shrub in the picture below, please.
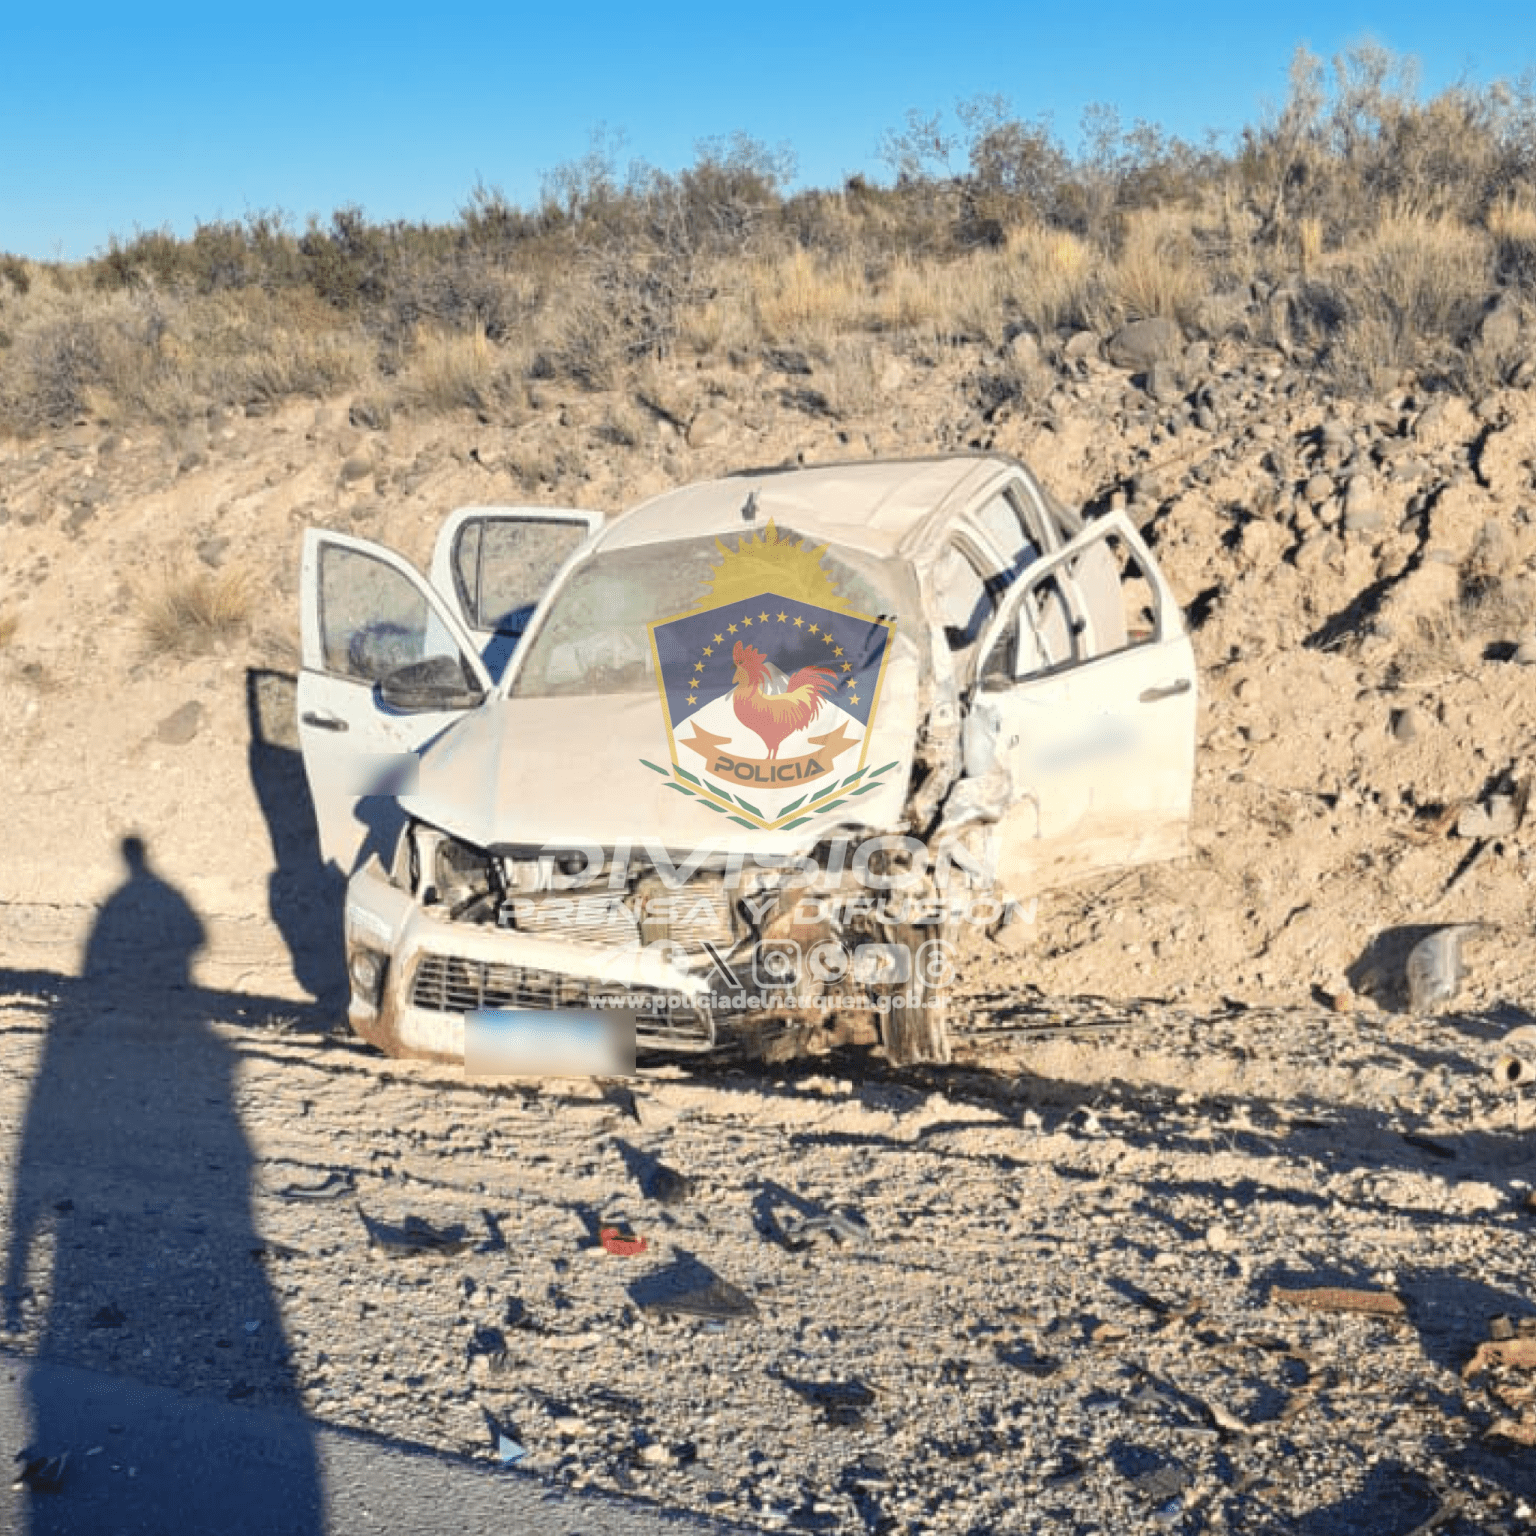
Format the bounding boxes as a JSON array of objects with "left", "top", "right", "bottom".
[
  {"left": 0, "top": 281, "right": 372, "bottom": 432},
  {"left": 1393, "top": 531, "right": 1533, "bottom": 678},
  {"left": 535, "top": 247, "right": 699, "bottom": 389},
  {"left": 675, "top": 282, "right": 758, "bottom": 355},
  {"left": 748, "top": 248, "right": 868, "bottom": 344},
  {"left": 1109, "top": 207, "right": 1204, "bottom": 325},
  {"left": 971, "top": 350, "right": 1052, "bottom": 418},
  {"left": 595, "top": 397, "right": 646, "bottom": 446},
  {"left": 137, "top": 565, "right": 256, "bottom": 655},
  {"left": 1296, "top": 216, "right": 1325, "bottom": 277},
  {"left": 919, "top": 253, "right": 1013, "bottom": 346},
  {"left": 1319, "top": 210, "right": 1493, "bottom": 382},
  {"left": 1390, "top": 603, "right": 1476, "bottom": 680},
  {"left": 0, "top": 302, "right": 109, "bottom": 431},
  {"left": 818, "top": 338, "right": 881, "bottom": 419},
  {"left": 219, "top": 303, "right": 372, "bottom": 407},
  {"left": 997, "top": 224, "right": 1098, "bottom": 335},
  {"left": 391, "top": 323, "right": 527, "bottom": 415},
  {"left": 871, "top": 256, "right": 949, "bottom": 331},
  {"left": 1460, "top": 521, "right": 1534, "bottom": 638},
  {"left": 1489, "top": 192, "right": 1536, "bottom": 288},
  {"left": 0, "top": 612, "right": 18, "bottom": 647}
]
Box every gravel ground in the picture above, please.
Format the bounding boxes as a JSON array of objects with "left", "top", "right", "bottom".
[{"left": 6, "top": 979, "right": 1536, "bottom": 1535}]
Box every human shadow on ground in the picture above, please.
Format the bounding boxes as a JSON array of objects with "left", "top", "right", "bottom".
[{"left": 1, "top": 836, "right": 323, "bottom": 1534}]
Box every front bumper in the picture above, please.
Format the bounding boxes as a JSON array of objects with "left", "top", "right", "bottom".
[{"left": 343, "top": 860, "right": 728, "bottom": 1063}]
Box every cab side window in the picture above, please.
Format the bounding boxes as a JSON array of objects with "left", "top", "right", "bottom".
[
  {"left": 978, "top": 525, "right": 1163, "bottom": 687},
  {"left": 971, "top": 491, "right": 1043, "bottom": 586},
  {"left": 934, "top": 541, "right": 994, "bottom": 653}
]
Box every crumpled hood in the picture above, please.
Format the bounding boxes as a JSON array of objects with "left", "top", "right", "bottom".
[{"left": 402, "top": 679, "right": 918, "bottom": 857}]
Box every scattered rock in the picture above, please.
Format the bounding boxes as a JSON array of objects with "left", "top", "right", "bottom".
[
  {"left": 196, "top": 536, "right": 230, "bottom": 569},
  {"left": 1143, "top": 360, "right": 1184, "bottom": 405},
  {"left": 686, "top": 409, "right": 730, "bottom": 449},
  {"left": 1479, "top": 299, "right": 1523, "bottom": 358},
  {"left": 1062, "top": 330, "right": 1100, "bottom": 364},
  {"left": 877, "top": 357, "right": 907, "bottom": 394},
  {"left": 1304, "top": 474, "right": 1334, "bottom": 506},
  {"left": 1106, "top": 317, "right": 1180, "bottom": 371},
  {"left": 999, "top": 328, "right": 1038, "bottom": 370},
  {"left": 154, "top": 701, "right": 204, "bottom": 746}
]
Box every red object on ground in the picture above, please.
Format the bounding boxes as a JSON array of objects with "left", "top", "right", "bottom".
[{"left": 599, "top": 1226, "right": 648, "bottom": 1257}]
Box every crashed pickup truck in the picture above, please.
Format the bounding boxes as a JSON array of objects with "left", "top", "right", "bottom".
[{"left": 297, "top": 454, "right": 1197, "bottom": 1066}]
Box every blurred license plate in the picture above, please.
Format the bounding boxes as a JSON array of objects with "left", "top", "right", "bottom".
[{"left": 465, "top": 1008, "right": 635, "bottom": 1078}]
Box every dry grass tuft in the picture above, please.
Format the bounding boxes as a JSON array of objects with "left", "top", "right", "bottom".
[
  {"left": 0, "top": 612, "right": 18, "bottom": 647},
  {"left": 1296, "top": 216, "right": 1325, "bottom": 277},
  {"left": 391, "top": 324, "right": 518, "bottom": 415},
  {"left": 748, "top": 249, "right": 868, "bottom": 345},
  {"left": 1488, "top": 192, "right": 1536, "bottom": 289},
  {"left": 998, "top": 224, "right": 1098, "bottom": 336},
  {"left": 1317, "top": 210, "right": 1493, "bottom": 384},
  {"left": 137, "top": 565, "right": 256, "bottom": 655},
  {"left": 1109, "top": 208, "right": 1204, "bottom": 326}
]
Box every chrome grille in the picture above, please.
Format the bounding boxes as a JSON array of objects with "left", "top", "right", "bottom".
[
  {"left": 644, "top": 883, "right": 736, "bottom": 948},
  {"left": 505, "top": 893, "right": 640, "bottom": 949},
  {"left": 408, "top": 954, "right": 712, "bottom": 1050}
]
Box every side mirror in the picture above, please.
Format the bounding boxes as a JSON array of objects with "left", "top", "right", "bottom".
[{"left": 377, "top": 655, "right": 486, "bottom": 714}]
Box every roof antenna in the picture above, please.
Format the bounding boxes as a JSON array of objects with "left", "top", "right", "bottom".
[{"left": 741, "top": 490, "right": 759, "bottom": 523}]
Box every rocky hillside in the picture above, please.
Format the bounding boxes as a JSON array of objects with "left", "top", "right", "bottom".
[{"left": 1, "top": 313, "right": 1532, "bottom": 1020}]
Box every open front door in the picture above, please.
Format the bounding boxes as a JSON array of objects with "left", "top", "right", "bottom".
[
  {"left": 298, "top": 529, "right": 493, "bottom": 873},
  {"left": 429, "top": 506, "right": 602, "bottom": 681},
  {"left": 963, "top": 511, "right": 1197, "bottom": 898}
]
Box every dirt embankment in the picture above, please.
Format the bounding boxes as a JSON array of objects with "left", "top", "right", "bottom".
[{"left": 3, "top": 328, "right": 1531, "bottom": 1016}]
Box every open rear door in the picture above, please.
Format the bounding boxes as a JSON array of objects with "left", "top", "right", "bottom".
[
  {"left": 429, "top": 506, "right": 602, "bottom": 681},
  {"left": 298, "top": 529, "right": 492, "bottom": 873},
  {"left": 964, "top": 511, "right": 1197, "bottom": 897}
]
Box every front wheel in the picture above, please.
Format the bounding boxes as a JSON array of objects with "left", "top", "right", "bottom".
[{"left": 872, "top": 920, "right": 952, "bottom": 1066}]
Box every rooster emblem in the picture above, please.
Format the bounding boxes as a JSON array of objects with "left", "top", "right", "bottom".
[{"left": 731, "top": 641, "right": 837, "bottom": 759}]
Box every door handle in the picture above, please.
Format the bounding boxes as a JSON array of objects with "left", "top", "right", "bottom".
[
  {"left": 1139, "top": 679, "right": 1192, "bottom": 704},
  {"left": 302, "top": 712, "right": 349, "bottom": 732}
]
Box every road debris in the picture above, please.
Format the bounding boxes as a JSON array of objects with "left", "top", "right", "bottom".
[
  {"left": 1493, "top": 1024, "right": 1536, "bottom": 1088},
  {"left": 636, "top": 1268, "right": 758, "bottom": 1323},
  {"left": 360, "top": 1210, "right": 470, "bottom": 1257},
  {"left": 599, "top": 1225, "right": 648, "bottom": 1257},
  {"left": 1268, "top": 1285, "right": 1408, "bottom": 1321},
  {"left": 11, "top": 1451, "right": 68, "bottom": 1493},
  {"left": 1406, "top": 925, "right": 1482, "bottom": 1013},
  {"left": 278, "top": 1169, "right": 356, "bottom": 1201},
  {"left": 777, "top": 1211, "right": 872, "bottom": 1250}
]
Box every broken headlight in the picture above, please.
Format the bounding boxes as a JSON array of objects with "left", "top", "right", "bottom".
[{"left": 419, "top": 828, "right": 498, "bottom": 919}]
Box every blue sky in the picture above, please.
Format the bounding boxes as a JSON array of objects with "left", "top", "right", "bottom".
[{"left": 3, "top": 1, "right": 1533, "bottom": 261}]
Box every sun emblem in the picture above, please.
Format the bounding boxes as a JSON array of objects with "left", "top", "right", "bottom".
[{"left": 688, "top": 520, "right": 852, "bottom": 615}]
